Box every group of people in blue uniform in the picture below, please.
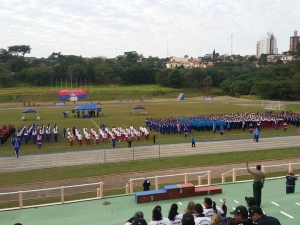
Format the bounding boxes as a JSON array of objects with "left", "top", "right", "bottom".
[
  {"left": 11, "top": 124, "right": 59, "bottom": 157},
  {"left": 145, "top": 110, "right": 300, "bottom": 136}
]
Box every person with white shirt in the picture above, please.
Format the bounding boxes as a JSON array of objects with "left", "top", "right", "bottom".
[
  {"left": 148, "top": 205, "right": 171, "bottom": 225},
  {"left": 168, "top": 203, "right": 183, "bottom": 225},
  {"left": 203, "top": 198, "right": 223, "bottom": 218},
  {"left": 194, "top": 204, "right": 211, "bottom": 225}
]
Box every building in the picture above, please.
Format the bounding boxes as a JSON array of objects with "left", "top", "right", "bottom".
[
  {"left": 256, "top": 32, "right": 278, "bottom": 58},
  {"left": 289, "top": 30, "right": 300, "bottom": 52},
  {"left": 267, "top": 54, "right": 295, "bottom": 63},
  {"left": 166, "top": 57, "right": 202, "bottom": 69}
]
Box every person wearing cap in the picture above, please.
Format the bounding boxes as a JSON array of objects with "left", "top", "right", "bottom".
[
  {"left": 245, "top": 197, "right": 257, "bottom": 208},
  {"left": 182, "top": 213, "right": 195, "bottom": 225},
  {"left": 286, "top": 170, "right": 298, "bottom": 194},
  {"left": 124, "top": 211, "right": 145, "bottom": 225},
  {"left": 249, "top": 205, "right": 281, "bottom": 225},
  {"left": 148, "top": 205, "right": 171, "bottom": 225},
  {"left": 246, "top": 161, "right": 265, "bottom": 207},
  {"left": 229, "top": 205, "right": 252, "bottom": 225}
]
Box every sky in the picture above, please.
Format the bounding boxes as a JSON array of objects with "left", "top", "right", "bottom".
[{"left": 1, "top": 0, "right": 299, "bottom": 59}]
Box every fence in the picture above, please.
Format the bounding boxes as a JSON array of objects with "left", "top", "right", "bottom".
[{"left": 1, "top": 162, "right": 299, "bottom": 211}]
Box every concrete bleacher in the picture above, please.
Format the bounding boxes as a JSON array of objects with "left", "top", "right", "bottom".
[{"left": 134, "top": 183, "right": 222, "bottom": 204}]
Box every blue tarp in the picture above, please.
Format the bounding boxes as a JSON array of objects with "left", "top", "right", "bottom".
[{"left": 75, "top": 104, "right": 101, "bottom": 110}]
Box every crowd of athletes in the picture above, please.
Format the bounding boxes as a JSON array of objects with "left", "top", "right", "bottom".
[
  {"left": 66, "top": 125, "right": 150, "bottom": 146},
  {"left": 145, "top": 110, "right": 299, "bottom": 135}
]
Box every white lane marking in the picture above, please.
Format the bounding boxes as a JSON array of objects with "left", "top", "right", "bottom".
[
  {"left": 280, "top": 211, "right": 294, "bottom": 218},
  {"left": 219, "top": 199, "right": 223, "bottom": 202},
  {"left": 91, "top": 119, "right": 100, "bottom": 129},
  {"left": 178, "top": 202, "right": 182, "bottom": 205},
  {"left": 296, "top": 203, "right": 300, "bottom": 206},
  {"left": 234, "top": 200, "right": 239, "bottom": 204},
  {"left": 271, "top": 202, "right": 280, "bottom": 206},
  {"left": 232, "top": 207, "right": 235, "bottom": 210}
]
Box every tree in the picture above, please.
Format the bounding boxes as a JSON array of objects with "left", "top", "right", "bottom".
[
  {"left": 213, "top": 49, "right": 215, "bottom": 60},
  {"left": 168, "top": 70, "right": 184, "bottom": 88},
  {"left": 184, "top": 55, "right": 189, "bottom": 58},
  {"left": 203, "top": 76, "right": 213, "bottom": 95},
  {"left": 94, "top": 63, "right": 113, "bottom": 84},
  {"left": 8, "top": 45, "right": 31, "bottom": 57}
]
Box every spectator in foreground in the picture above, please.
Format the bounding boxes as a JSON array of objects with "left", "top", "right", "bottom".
[
  {"left": 168, "top": 203, "right": 183, "bottom": 225},
  {"left": 124, "top": 211, "right": 144, "bottom": 225},
  {"left": 209, "top": 214, "right": 226, "bottom": 225},
  {"left": 148, "top": 205, "right": 171, "bottom": 225},
  {"left": 229, "top": 205, "right": 252, "bottom": 225},
  {"left": 249, "top": 205, "right": 281, "bottom": 225},
  {"left": 203, "top": 198, "right": 223, "bottom": 218},
  {"left": 184, "top": 201, "right": 196, "bottom": 217},
  {"left": 132, "top": 218, "right": 148, "bottom": 225},
  {"left": 182, "top": 213, "right": 195, "bottom": 225},
  {"left": 245, "top": 197, "right": 257, "bottom": 208},
  {"left": 194, "top": 203, "right": 211, "bottom": 225}
]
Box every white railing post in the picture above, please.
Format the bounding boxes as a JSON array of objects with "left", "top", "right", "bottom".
[
  {"left": 155, "top": 176, "right": 159, "bottom": 190},
  {"left": 126, "top": 185, "right": 129, "bottom": 194},
  {"left": 61, "top": 186, "right": 64, "bottom": 203},
  {"left": 198, "top": 176, "right": 202, "bottom": 186},
  {"left": 208, "top": 171, "right": 211, "bottom": 186},
  {"left": 97, "top": 188, "right": 100, "bottom": 198},
  {"left": 19, "top": 191, "right": 23, "bottom": 208},
  {"left": 289, "top": 163, "right": 292, "bottom": 172},
  {"left": 262, "top": 165, "right": 265, "bottom": 173},
  {"left": 130, "top": 179, "right": 133, "bottom": 194},
  {"left": 99, "top": 182, "right": 103, "bottom": 198},
  {"left": 185, "top": 173, "right": 188, "bottom": 184},
  {"left": 233, "top": 168, "right": 236, "bottom": 183},
  {"left": 222, "top": 174, "right": 225, "bottom": 183}
]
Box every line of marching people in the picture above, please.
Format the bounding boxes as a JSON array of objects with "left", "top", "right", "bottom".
[
  {"left": 11, "top": 124, "right": 59, "bottom": 157},
  {"left": 66, "top": 125, "right": 150, "bottom": 147},
  {"left": 0, "top": 124, "right": 15, "bottom": 146}
]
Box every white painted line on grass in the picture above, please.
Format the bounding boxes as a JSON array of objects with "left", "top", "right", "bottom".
[
  {"left": 91, "top": 119, "right": 100, "bottom": 129},
  {"left": 219, "top": 199, "right": 223, "bottom": 202},
  {"left": 232, "top": 207, "right": 235, "bottom": 210},
  {"left": 234, "top": 200, "right": 239, "bottom": 204},
  {"left": 178, "top": 202, "right": 182, "bottom": 205},
  {"left": 271, "top": 202, "right": 280, "bottom": 206},
  {"left": 296, "top": 203, "right": 300, "bottom": 206},
  {"left": 280, "top": 211, "right": 294, "bottom": 218}
]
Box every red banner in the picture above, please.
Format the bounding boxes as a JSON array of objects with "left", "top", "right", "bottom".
[{"left": 58, "top": 89, "right": 86, "bottom": 95}]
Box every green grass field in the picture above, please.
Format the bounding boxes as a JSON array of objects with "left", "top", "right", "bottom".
[{"left": 1, "top": 100, "right": 300, "bottom": 156}]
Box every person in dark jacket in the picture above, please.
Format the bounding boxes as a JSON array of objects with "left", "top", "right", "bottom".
[
  {"left": 286, "top": 170, "right": 298, "bottom": 194},
  {"left": 230, "top": 206, "right": 253, "bottom": 225},
  {"left": 249, "top": 205, "right": 281, "bottom": 225}
]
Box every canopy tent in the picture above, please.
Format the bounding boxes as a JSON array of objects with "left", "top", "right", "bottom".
[
  {"left": 75, "top": 104, "right": 101, "bottom": 111},
  {"left": 132, "top": 105, "right": 145, "bottom": 110},
  {"left": 22, "top": 108, "right": 40, "bottom": 120},
  {"left": 132, "top": 105, "right": 146, "bottom": 115}
]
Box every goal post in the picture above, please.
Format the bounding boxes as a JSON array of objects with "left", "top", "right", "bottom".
[{"left": 261, "top": 100, "right": 286, "bottom": 111}]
